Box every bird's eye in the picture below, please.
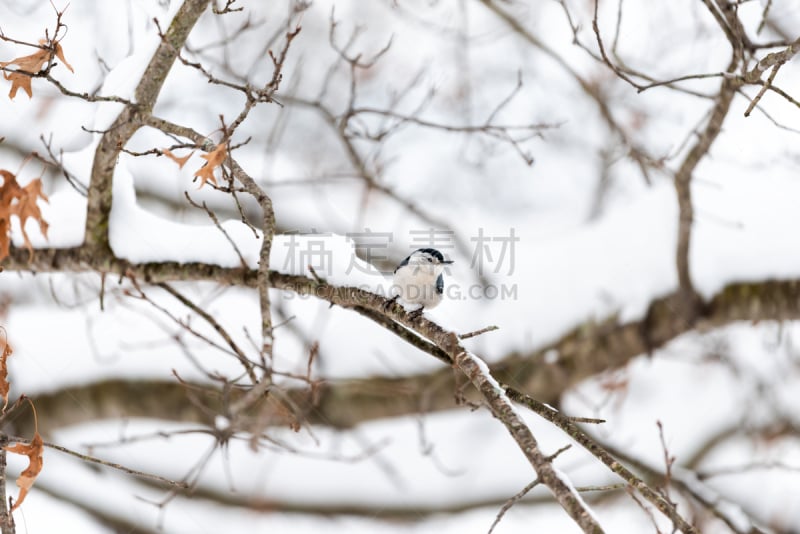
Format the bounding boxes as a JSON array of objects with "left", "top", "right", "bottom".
[{"left": 427, "top": 257, "right": 433, "bottom": 262}]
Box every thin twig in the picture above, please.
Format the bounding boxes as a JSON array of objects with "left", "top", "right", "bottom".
[
  {"left": 184, "top": 192, "right": 249, "bottom": 269},
  {"left": 744, "top": 61, "right": 782, "bottom": 117},
  {"left": 488, "top": 444, "right": 572, "bottom": 533},
  {"left": 31, "top": 439, "right": 188, "bottom": 489},
  {"left": 156, "top": 282, "right": 258, "bottom": 383},
  {"left": 459, "top": 325, "right": 499, "bottom": 340},
  {"left": 504, "top": 387, "right": 697, "bottom": 533}
]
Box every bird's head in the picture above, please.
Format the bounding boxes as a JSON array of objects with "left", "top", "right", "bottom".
[{"left": 398, "top": 248, "right": 454, "bottom": 275}]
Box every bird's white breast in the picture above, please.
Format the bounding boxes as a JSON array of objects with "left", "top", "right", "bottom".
[{"left": 392, "top": 264, "right": 443, "bottom": 310}]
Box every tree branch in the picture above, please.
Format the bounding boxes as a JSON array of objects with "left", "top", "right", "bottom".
[
  {"left": 504, "top": 388, "right": 697, "bottom": 533},
  {"left": 8, "top": 243, "right": 800, "bottom": 429},
  {"left": 84, "top": 0, "right": 211, "bottom": 252},
  {"left": 454, "top": 350, "right": 604, "bottom": 533},
  {"left": 0, "top": 433, "right": 12, "bottom": 534},
  {"left": 672, "top": 70, "right": 738, "bottom": 319}
]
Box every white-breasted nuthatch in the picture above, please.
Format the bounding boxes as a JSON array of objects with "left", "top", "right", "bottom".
[{"left": 386, "top": 248, "right": 454, "bottom": 316}]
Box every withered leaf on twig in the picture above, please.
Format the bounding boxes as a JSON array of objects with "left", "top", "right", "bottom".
[
  {"left": 0, "top": 170, "right": 49, "bottom": 261},
  {"left": 0, "top": 41, "right": 73, "bottom": 99},
  {"left": 4, "top": 431, "right": 44, "bottom": 511},
  {"left": 0, "top": 336, "right": 11, "bottom": 410},
  {"left": 194, "top": 143, "right": 227, "bottom": 188},
  {"left": 162, "top": 148, "right": 194, "bottom": 169}
]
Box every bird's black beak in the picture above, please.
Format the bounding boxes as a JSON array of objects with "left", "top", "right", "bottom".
[{"left": 442, "top": 260, "right": 454, "bottom": 265}]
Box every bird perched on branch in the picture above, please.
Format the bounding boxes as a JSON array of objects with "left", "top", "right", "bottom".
[{"left": 386, "top": 248, "right": 454, "bottom": 317}]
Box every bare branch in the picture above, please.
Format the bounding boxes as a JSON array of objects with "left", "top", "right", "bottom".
[
  {"left": 454, "top": 350, "right": 604, "bottom": 533},
  {"left": 84, "top": 0, "right": 212, "bottom": 253},
  {"left": 480, "top": 0, "right": 656, "bottom": 184},
  {"left": 0, "top": 433, "right": 12, "bottom": 534},
  {"left": 504, "top": 388, "right": 697, "bottom": 533},
  {"left": 672, "top": 71, "right": 738, "bottom": 318},
  {"left": 459, "top": 325, "right": 499, "bottom": 340},
  {"left": 156, "top": 281, "right": 258, "bottom": 383},
  {"left": 34, "top": 438, "right": 189, "bottom": 489}
]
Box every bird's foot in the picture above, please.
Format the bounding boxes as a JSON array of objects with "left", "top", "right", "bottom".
[
  {"left": 383, "top": 295, "right": 398, "bottom": 312},
  {"left": 407, "top": 307, "right": 424, "bottom": 320}
]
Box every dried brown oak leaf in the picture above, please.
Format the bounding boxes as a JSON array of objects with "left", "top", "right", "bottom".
[
  {"left": 0, "top": 336, "right": 11, "bottom": 410},
  {"left": 162, "top": 148, "right": 194, "bottom": 169},
  {"left": 0, "top": 170, "right": 50, "bottom": 261},
  {"left": 1, "top": 41, "right": 73, "bottom": 99},
  {"left": 4, "top": 431, "right": 44, "bottom": 511},
  {"left": 194, "top": 143, "right": 227, "bottom": 188}
]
